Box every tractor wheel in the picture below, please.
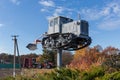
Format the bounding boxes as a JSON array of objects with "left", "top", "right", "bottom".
[
  {"left": 46, "top": 65, "right": 51, "bottom": 69},
  {"left": 38, "top": 64, "right": 42, "bottom": 69}
]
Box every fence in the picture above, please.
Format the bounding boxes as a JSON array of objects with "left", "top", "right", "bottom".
[{"left": 0, "top": 63, "right": 20, "bottom": 69}]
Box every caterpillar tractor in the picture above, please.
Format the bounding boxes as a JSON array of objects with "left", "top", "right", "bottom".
[{"left": 26, "top": 16, "right": 91, "bottom": 51}]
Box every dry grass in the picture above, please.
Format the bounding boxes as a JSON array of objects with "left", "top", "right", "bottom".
[
  {"left": 0, "top": 68, "right": 53, "bottom": 78},
  {"left": 22, "top": 68, "right": 53, "bottom": 77},
  {"left": 0, "top": 69, "right": 21, "bottom": 78}
]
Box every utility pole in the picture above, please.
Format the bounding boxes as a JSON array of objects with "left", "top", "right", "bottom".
[{"left": 12, "top": 35, "right": 21, "bottom": 77}]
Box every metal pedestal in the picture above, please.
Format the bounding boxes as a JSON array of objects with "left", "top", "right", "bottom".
[{"left": 57, "top": 49, "right": 62, "bottom": 69}]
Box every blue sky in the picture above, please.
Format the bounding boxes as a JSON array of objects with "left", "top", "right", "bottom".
[{"left": 0, "top": 0, "right": 120, "bottom": 55}]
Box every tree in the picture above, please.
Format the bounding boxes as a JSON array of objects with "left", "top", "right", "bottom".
[
  {"left": 102, "top": 46, "right": 119, "bottom": 55},
  {"left": 74, "top": 47, "right": 88, "bottom": 59},
  {"left": 39, "top": 49, "right": 57, "bottom": 64},
  {"left": 69, "top": 45, "right": 105, "bottom": 70},
  {"left": 94, "top": 45, "right": 103, "bottom": 52},
  {"left": 102, "top": 46, "right": 120, "bottom": 72},
  {"left": 62, "top": 51, "right": 73, "bottom": 66},
  {"left": 0, "top": 53, "right": 14, "bottom": 63},
  {"left": 38, "top": 49, "right": 73, "bottom": 67},
  {"left": 36, "top": 55, "right": 42, "bottom": 63}
]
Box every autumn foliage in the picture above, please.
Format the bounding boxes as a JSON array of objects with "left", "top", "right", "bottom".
[{"left": 68, "top": 46, "right": 119, "bottom": 71}]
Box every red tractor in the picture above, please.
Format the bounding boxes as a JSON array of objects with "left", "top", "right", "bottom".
[
  {"left": 23, "top": 58, "right": 54, "bottom": 69},
  {"left": 38, "top": 60, "right": 54, "bottom": 69},
  {"left": 22, "top": 58, "right": 37, "bottom": 68}
]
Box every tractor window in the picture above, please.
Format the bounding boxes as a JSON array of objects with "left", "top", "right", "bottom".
[
  {"left": 50, "top": 20, "right": 54, "bottom": 27},
  {"left": 54, "top": 18, "right": 58, "bottom": 25}
]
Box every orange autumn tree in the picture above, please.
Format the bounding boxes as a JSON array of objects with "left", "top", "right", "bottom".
[
  {"left": 69, "top": 45, "right": 105, "bottom": 70},
  {"left": 36, "top": 55, "right": 42, "bottom": 63},
  {"left": 74, "top": 47, "right": 88, "bottom": 59}
]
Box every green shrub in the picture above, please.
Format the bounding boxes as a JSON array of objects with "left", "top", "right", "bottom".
[
  {"left": 1, "top": 67, "right": 119, "bottom": 80},
  {"left": 101, "top": 71, "right": 120, "bottom": 80},
  {"left": 0, "top": 76, "right": 15, "bottom": 80},
  {"left": 80, "top": 66, "right": 105, "bottom": 80},
  {"left": 46, "top": 68, "right": 80, "bottom": 80}
]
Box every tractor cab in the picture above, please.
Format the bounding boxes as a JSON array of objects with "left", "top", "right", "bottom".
[{"left": 48, "top": 16, "right": 73, "bottom": 34}]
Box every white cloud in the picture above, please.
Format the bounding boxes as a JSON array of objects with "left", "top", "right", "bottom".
[
  {"left": 81, "top": 1, "right": 120, "bottom": 20},
  {"left": 53, "top": 7, "right": 64, "bottom": 16},
  {"left": 81, "top": 1, "right": 120, "bottom": 31},
  {"left": 39, "top": 0, "right": 74, "bottom": 19},
  {"left": 98, "top": 19, "right": 120, "bottom": 30},
  {"left": 39, "top": 0, "right": 55, "bottom": 7},
  {"left": 46, "top": 7, "right": 65, "bottom": 20},
  {"left": 100, "top": 7, "right": 111, "bottom": 16},
  {"left": 81, "top": 8, "right": 102, "bottom": 20},
  {"left": 46, "top": 16, "right": 53, "bottom": 20},
  {"left": 10, "top": 0, "right": 20, "bottom": 5},
  {"left": 100, "top": 2, "right": 120, "bottom": 17},
  {"left": 41, "top": 8, "right": 46, "bottom": 12},
  {"left": 0, "top": 23, "right": 4, "bottom": 27},
  {"left": 40, "top": 8, "right": 49, "bottom": 12},
  {"left": 46, "top": 6, "right": 73, "bottom": 19},
  {"left": 108, "top": 2, "right": 120, "bottom": 14}
]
